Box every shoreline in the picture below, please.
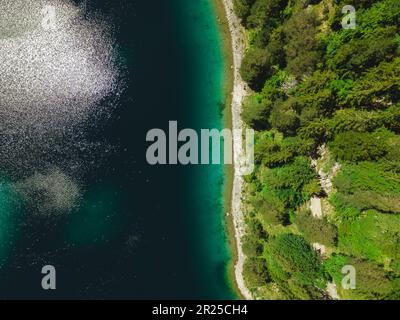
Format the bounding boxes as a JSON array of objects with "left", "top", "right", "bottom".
[
  {"left": 213, "top": 0, "right": 252, "bottom": 300},
  {"left": 211, "top": 0, "right": 238, "bottom": 299}
]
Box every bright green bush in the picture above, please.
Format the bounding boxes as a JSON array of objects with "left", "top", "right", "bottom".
[
  {"left": 266, "top": 234, "right": 327, "bottom": 299},
  {"left": 337, "top": 210, "right": 400, "bottom": 271},
  {"left": 333, "top": 161, "right": 400, "bottom": 214},
  {"left": 334, "top": 162, "right": 400, "bottom": 195},
  {"left": 324, "top": 254, "right": 398, "bottom": 300}
]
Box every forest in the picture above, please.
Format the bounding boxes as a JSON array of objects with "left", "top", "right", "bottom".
[{"left": 234, "top": 0, "right": 400, "bottom": 299}]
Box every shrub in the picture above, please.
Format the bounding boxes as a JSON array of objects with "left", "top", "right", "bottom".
[
  {"left": 256, "top": 194, "right": 289, "bottom": 226},
  {"left": 333, "top": 161, "right": 400, "bottom": 214},
  {"left": 257, "top": 157, "right": 318, "bottom": 216},
  {"left": 243, "top": 257, "right": 270, "bottom": 288},
  {"left": 261, "top": 156, "right": 317, "bottom": 194},
  {"left": 242, "top": 235, "right": 264, "bottom": 257},
  {"left": 266, "top": 234, "right": 327, "bottom": 298},
  {"left": 334, "top": 161, "right": 400, "bottom": 195},
  {"left": 324, "top": 254, "right": 397, "bottom": 300},
  {"left": 247, "top": 218, "right": 269, "bottom": 240},
  {"left": 337, "top": 210, "right": 400, "bottom": 270},
  {"left": 296, "top": 209, "right": 338, "bottom": 246},
  {"left": 255, "top": 134, "right": 315, "bottom": 167}
]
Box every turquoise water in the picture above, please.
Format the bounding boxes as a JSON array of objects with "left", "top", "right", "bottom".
[
  {"left": 173, "top": 0, "right": 235, "bottom": 298},
  {"left": 0, "top": 0, "right": 235, "bottom": 299}
]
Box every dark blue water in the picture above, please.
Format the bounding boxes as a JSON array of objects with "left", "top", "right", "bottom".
[{"left": 0, "top": 0, "right": 235, "bottom": 299}]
